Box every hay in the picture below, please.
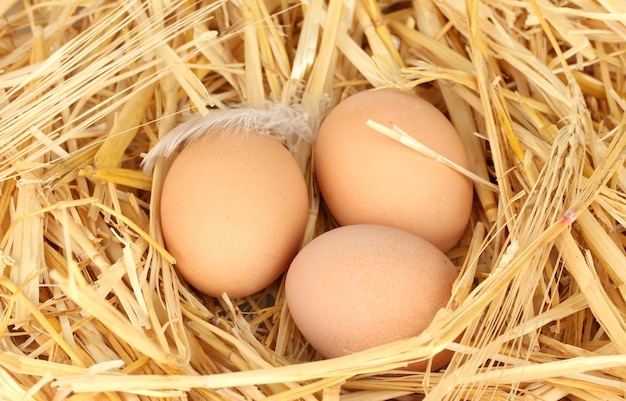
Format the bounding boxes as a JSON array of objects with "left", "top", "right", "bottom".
[{"left": 1, "top": 0, "right": 626, "bottom": 400}]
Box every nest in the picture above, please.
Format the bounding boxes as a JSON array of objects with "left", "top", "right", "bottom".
[{"left": 2, "top": 0, "right": 626, "bottom": 400}]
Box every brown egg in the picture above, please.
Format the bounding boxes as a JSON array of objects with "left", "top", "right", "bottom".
[
  {"left": 314, "top": 89, "right": 473, "bottom": 252},
  {"left": 285, "top": 224, "right": 458, "bottom": 371},
  {"left": 160, "top": 130, "right": 309, "bottom": 298}
]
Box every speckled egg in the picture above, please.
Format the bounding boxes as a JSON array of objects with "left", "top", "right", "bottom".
[{"left": 285, "top": 224, "right": 458, "bottom": 371}]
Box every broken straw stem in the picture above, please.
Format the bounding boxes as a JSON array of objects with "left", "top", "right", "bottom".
[{"left": 366, "top": 120, "right": 498, "bottom": 192}]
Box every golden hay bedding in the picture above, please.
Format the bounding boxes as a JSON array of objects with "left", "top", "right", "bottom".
[{"left": 1, "top": 0, "right": 626, "bottom": 400}]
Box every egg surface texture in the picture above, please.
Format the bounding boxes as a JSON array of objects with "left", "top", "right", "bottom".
[
  {"left": 314, "top": 89, "right": 473, "bottom": 252},
  {"left": 160, "top": 130, "right": 309, "bottom": 298},
  {"left": 285, "top": 224, "right": 458, "bottom": 371}
]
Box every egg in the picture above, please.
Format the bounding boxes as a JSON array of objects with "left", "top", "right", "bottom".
[
  {"left": 160, "top": 130, "right": 309, "bottom": 298},
  {"left": 285, "top": 224, "right": 458, "bottom": 371},
  {"left": 314, "top": 89, "right": 473, "bottom": 252}
]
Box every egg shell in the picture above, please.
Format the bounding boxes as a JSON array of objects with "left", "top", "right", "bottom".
[
  {"left": 285, "top": 224, "right": 458, "bottom": 371},
  {"left": 159, "top": 130, "right": 309, "bottom": 298},
  {"left": 314, "top": 89, "right": 473, "bottom": 252}
]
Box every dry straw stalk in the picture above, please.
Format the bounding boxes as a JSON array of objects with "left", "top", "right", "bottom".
[{"left": 1, "top": 0, "right": 626, "bottom": 400}]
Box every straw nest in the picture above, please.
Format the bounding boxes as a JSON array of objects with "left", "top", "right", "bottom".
[{"left": 2, "top": 0, "right": 626, "bottom": 400}]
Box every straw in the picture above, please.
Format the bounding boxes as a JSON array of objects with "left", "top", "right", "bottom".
[{"left": 3, "top": 0, "right": 626, "bottom": 400}]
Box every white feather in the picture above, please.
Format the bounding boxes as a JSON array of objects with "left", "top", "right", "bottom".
[{"left": 141, "top": 101, "right": 314, "bottom": 172}]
